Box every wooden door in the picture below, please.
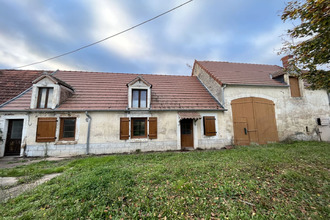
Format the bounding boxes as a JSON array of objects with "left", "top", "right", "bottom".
[
  {"left": 231, "top": 97, "right": 278, "bottom": 145},
  {"left": 5, "top": 119, "right": 23, "bottom": 156},
  {"left": 233, "top": 117, "right": 250, "bottom": 145},
  {"left": 181, "top": 119, "right": 194, "bottom": 148},
  {"left": 253, "top": 98, "right": 279, "bottom": 144}
]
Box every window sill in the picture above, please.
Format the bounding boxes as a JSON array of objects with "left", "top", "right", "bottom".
[
  {"left": 129, "top": 138, "right": 149, "bottom": 143},
  {"left": 55, "top": 140, "right": 77, "bottom": 145}
]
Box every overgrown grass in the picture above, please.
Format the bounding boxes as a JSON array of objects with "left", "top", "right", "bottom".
[{"left": 1, "top": 141, "right": 329, "bottom": 219}]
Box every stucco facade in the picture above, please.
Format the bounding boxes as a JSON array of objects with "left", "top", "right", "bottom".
[
  {"left": 193, "top": 62, "right": 330, "bottom": 142},
  {"left": 0, "top": 110, "right": 228, "bottom": 157}
]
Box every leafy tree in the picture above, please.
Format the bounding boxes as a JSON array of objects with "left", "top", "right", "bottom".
[{"left": 281, "top": 0, "right": 329, "bottom": 91}]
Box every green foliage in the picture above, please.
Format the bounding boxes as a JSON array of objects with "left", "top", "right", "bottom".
[
  {"left": 281, "top": 0, "right": 330, "bottom": 91},
  {"left": 1, "top": 141, "right": 329, "bottom": 219}
]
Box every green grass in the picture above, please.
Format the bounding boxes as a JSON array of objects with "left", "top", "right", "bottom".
[{"left": 1, "top": 141, "right": 329, "bottom": 219}]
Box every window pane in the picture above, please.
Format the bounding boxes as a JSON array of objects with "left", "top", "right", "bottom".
[
  {"left": 140, "top": 90, "right": 147, "bottom": 108},
  {"left": 133, "top": 119, "right": 146, "bottom": 136},
  {"left": 132, "top": 90, "right": 139, "bottom": 108},
  {"left": 10, "top": 120, "right": 23, "bottom": 139},
  {"left": 39, "top": 88, "right": 47, "bottom": 108},
  {"left": 47, "top": 88, "right": 53, "bottom": 108},
  {"left": 63, "top": 119, "right": 75, "bottom": 138}
]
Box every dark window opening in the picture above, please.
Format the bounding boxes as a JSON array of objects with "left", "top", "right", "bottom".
[
  {"left": 60, "top": 118, "right": 76, "bottom": 140},
  {"left": 131, "top": 118, "right": 147, "bottom": 138}
]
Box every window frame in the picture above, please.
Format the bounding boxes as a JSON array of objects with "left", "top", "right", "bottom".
[
  {"left": 289, "top": 76, "right": 301, "bottom": 97},
  {"left": 132, "top": 89, "right": 148, "bottom": 108},
  {"left": 131, "top": 117, "right": 148, "bottom": 139},
  {"left": 37, "top": 87, "right": 53, "bottom": 109},
  {"left": 59, "top": 117, "right": 76, "bottom": 141}
]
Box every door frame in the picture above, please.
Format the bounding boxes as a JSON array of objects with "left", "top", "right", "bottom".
[
  {"left": 0, "top": 115, "right": 27, "bottom": 157},
  {"left": 5, "top": 119, "right": 24, "bottom": 156},
  {"left": 180, "top": 119, "right": 194, "bottom": 149}
]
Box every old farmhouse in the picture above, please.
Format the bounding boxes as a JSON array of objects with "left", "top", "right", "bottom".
[{"left": 0, "top": 56, "right": 329, "bottom": 157}]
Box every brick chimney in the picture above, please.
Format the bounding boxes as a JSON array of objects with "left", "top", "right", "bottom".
[{"left": 281, "top": 55, "right": 293, "bottom": 68}]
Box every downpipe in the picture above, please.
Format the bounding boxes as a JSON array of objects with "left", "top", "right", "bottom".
[{"left": 85, "top": 111, "right": 91, "bottom": 155}]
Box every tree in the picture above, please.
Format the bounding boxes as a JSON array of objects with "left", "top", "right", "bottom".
[{"left": 281, "top": 0, "right": 329, "bottom": 91}]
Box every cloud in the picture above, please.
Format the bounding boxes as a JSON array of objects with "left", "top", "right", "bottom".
[{"left": 86, "top": 0, "right": 153, "bottom": 59}]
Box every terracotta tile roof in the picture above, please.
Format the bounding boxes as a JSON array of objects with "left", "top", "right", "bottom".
[
  {"left": 195, "top": 61, "right": 288, "bottom": 86},
  {"left": 1, "top": 70, "right": 223, "bottom": 111},
  {"left": 0, "top": 70, "right": 45, "bottom": 105}
]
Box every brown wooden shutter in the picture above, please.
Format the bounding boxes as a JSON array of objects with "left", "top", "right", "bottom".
[
  {"left": 36, "top": 117, "right": 57, "bottom": 142},
  {"left": 289, "top": 77, "right": 301, "bottom": 97},
  {"left": 120, "top": 117, "right": 130, "bottom": 140},
  {"left": 204, "top": 116, "right": 216, "bottom": 136},
  {"left": 149, "top": 117, "right": 157, "bottom": 139}
]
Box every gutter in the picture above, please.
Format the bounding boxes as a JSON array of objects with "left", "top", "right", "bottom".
[
  {"left": 225, "top": 83, "right": 289, "bottom": 87},
  {"left": 85, "top": 111, "right": 91, "bottom": 155},
  {"left": 0, "top": 108, "right": 227, "bottom": 113}
]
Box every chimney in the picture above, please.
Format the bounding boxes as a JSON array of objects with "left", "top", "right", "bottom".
[{"left": 281, "top": 55, "right": 293, "bottom": 68}]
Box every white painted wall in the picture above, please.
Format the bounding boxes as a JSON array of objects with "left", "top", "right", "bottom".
[
  {"left": 193, "top": 65, "right": 330, "bottom": 142},
  {"left": 0, "top": 110, "right": 228, "bottom": 157}
]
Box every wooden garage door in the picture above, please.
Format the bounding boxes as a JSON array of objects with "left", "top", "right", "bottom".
[{"left": 231, "top": 97, "right": 278, "bottom": 145}]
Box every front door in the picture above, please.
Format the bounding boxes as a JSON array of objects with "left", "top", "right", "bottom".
[
  {"left": 181, "top": 119, "right": 194, "bottom": 148},
  {"left": 5, "top": 119, "right": 23, "bottom": 156}
]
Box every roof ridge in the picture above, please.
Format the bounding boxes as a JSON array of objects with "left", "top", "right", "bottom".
[
  {"left": 56, "top": 70, "right": 192, "bottom": 77},
  {"left": 197, "top": 60, "right": 282, "bottom": 68}
]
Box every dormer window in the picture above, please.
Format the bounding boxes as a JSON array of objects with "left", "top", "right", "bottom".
[
  {"left": 37, "top": 87, "right": 53, "bottom": 108},
  {"left": 127, "top": 76, "right": 152, "bottom": 110},
  {"left": 31, "top": 74, "right": 74, "bottom": 109},
  {"left": 132, "top": 89, "right": 147, "bottom": 108}
]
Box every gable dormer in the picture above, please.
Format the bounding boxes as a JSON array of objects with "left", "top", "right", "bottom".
[
  {"left": 127, "top": 76, "right": 152, "bottom": 109},
  {"left": 30, "top": 74, "right": 74, "bottom": 109}
]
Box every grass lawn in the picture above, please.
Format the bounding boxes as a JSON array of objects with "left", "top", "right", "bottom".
[{"left": 0, "top": 141, "right": 329, "bottom": 219}]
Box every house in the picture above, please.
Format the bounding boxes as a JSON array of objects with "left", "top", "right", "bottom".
[
  {"left": 192, "top": 55, "right": 330, "bottom": 145},
  {"left": 0, "top": 70, "right": 225, "bottom": 157},
  {"left": 0, "top": 56, "right": 329, "bottom": 157}
]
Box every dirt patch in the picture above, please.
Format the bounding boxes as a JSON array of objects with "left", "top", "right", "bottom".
[
  {"left": 0, "top": 156, "right": 67, "bottom": 169},
  {"left": 0, "top": 173, "right": 61, "bottom": 203}
]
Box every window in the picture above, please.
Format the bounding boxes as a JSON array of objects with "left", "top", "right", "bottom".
[
  {"left": 120, "top": 117, "right": 157, "bottom": 140},
  {"left": 289, "top": 77, "right": 301, "bottom": 97},
  {"left": 36, "top": 117, "right": 57, "bottom": 142},
  {"left": 132, "top": 89, "right": 147, "bottom": 108},
  {"left": 37, "top": 87, "right": 53, "bottom": 108},
  {"left": 203, "top": 116, "right": 216, "bottom": 136},
  {"left": 59, "top": 118, "right": 76, "bottom": 140},
  {"left": 131, "top": 118, "right": 147, "bottom": 138}
]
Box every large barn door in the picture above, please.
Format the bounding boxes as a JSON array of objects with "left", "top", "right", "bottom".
[{"left": 231, "top": 97, "right": 278, "bottom": 145}]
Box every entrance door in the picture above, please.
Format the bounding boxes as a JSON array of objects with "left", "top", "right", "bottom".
[
  {"left": 5, "top": 119, "right": 23, "bottom": 156},
  {"left": 181, "top": 119, "right": 194, "bottom": 148},
  {"left": 231, "top": 97, "right": 278, "bottom": 145}
]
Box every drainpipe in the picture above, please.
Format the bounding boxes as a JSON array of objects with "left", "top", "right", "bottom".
[
  {"left": 221, "top": 84, "right": 227, "bottom": 108},
  {"left": 85, "top": 111, "right": 91, "bottom": 155}
]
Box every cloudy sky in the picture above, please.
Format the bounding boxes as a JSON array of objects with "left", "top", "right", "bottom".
[{"left": 0, "top": 0, "right": 293, "bottom": 75}]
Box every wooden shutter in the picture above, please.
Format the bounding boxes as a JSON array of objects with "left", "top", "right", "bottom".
[
  {"left": 149, "top": 117, "right": 157, "bottom": 139},
  {"left": 120, "top": 117, "right": 129, "bottom": 140},
  {"left": 289, "top": 77, "right": 301, "bottom": 97},
  {"left": 36, "top": 117, "right": 57, "bottom": 142},
  {"left": 203, "top": 116, "right": 216, "bottom": 136}
]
